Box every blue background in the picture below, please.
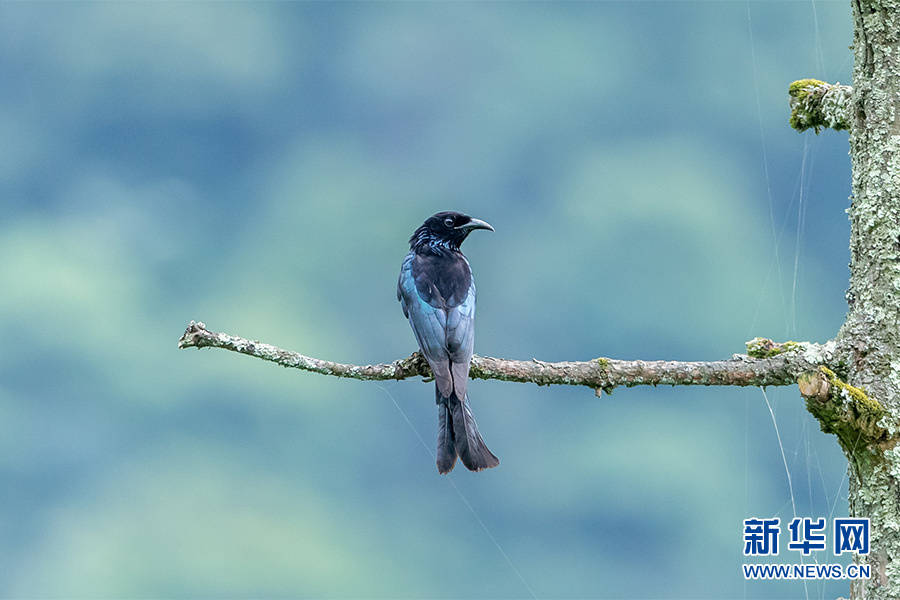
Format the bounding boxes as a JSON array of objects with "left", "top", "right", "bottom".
[{"left": 0, "top": 2, "right": 859, "bottom": 598}]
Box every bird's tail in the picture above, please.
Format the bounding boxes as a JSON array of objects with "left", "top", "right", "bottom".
[
  {"left": 435, "top": 385, "right": 499, "bottom": 474},
  {"left": 436, "top": 393, "right": 457, "bottom": 474}
]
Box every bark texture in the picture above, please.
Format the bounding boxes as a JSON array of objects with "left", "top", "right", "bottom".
[{"left": 836, "top": 1, "right": 900, "bottom": 596}]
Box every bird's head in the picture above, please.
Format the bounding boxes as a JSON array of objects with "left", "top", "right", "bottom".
[{"left": 409, "top": 211, "right": 494, "bottom": 253}]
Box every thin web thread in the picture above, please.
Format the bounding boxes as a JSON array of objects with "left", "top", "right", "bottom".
[
  {"left": 761, "top": 386, "right": 810, "bottom": 600},
  {"left": 761, "top": 388, "right": 797, "bottom": 519},
  {"left": 811, "top": 0, "right": 827, "bottom": 80},
  {"left": 375, "top": 383, "right": 538, "bottom": 600},
  {"left": 746, "top": 158, "right": 808, "bottom": 337},
  {"left": 802, "top": 422, "right": 826, "bottom": 600},
  {"left": 793, "top": 137, "right": 826, "bottom": 599},
  {"left": 829, "top": 430, "right": 864, "bottom": 520},
  {"left": 804, "top": 10, "right": 850, "bottom": 597},
  {"left": 791, "top": 138, "right": 810, "bottom": 336},
  {"left": 743, "top": 392, "right": 750, "bottom": 600},
  {"left": 747, "top": 1, "right": 788, "bottom": 333},
  {"left": 745, "top": 8, "right": 815, "bottom": 598}
]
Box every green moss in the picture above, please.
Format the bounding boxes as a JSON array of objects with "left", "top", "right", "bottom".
[
  {"left": 789, "top": 79, "right": 827, "bottom": 133},
  {"left": 804, "top": 367, "right": 885, "bottom": 456},
  {"left": 779, "top": 341, "right": 800, "bottom": 354},
  {"left": 594, "top": 358, "right": 613, "bottom": 395},
  {"left": 746, "top": 337, "right": 801, "bottom": 358},
  {"left": 788, "top": 79, "right": 850, "bottom": 133},
  {"left": 820, "top": 367, "right": 883, "bottom": 418},
  {"left": 789, "top": 78, "right": 827, "bottom": 99}
]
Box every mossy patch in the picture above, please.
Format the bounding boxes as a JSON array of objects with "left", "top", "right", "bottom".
[
  {"left": 746, "top": 337, "right": 802, "bottom": 358},
  {"left": 788, "top": 79, "right": 851, "bottom": 133},
  {"left": 789, "top": 78, "right": 827, "bottom": 99},
  {"left": 802, "top": 367, "right": 885, "bottom": 458},
  {"left": 820, "top": 367, "right": 883, "bottom": 419}
]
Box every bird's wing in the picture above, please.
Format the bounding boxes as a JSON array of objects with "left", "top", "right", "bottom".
[
  {"left": 446, "top": 274, "right": 476, "bottom": 401},
  {"left": 398, "top": 253, "right": 453, "bottom": 398}
]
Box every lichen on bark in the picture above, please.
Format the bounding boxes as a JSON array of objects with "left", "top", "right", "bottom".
[
  {"left": 788, "top": 78, "right": 853, "bottom": 133},
  {"left": 831, "top": 1, "right": 900, "bottom": 596}
]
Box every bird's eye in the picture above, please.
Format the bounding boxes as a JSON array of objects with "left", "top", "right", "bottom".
[{"left": 443, "top": 217, "right": 454, "bottom": 228}]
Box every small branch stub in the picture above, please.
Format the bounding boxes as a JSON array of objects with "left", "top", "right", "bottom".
[
  {"left": 788, "top": 78, "right": 852, "bottom": 133},
  {"left": 798, "top": 366, "right": 887, "bottom": 451},
  {"left": 798, "top": 369, "right": 831, "bottom": 401}
]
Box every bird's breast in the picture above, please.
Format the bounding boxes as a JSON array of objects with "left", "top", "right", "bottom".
[{"left": 411, "top": 251, "right": 472, "bottom": 309}]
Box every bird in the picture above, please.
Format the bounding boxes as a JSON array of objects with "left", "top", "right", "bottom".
[{"left": 397, "top": 211, "right": 500, "bottom": 474}]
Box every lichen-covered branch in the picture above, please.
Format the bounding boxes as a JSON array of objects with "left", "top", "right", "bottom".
[
  {"left": 178, "top": 321, "right": 836, "bottom": 394},
  {"left": 789, "top": 78, "right": 853, "bottom": 133}
]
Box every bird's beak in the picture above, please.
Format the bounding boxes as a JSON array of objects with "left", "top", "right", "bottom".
[{"left": 458, "top": 218, "right": 494, "bottom": 232}]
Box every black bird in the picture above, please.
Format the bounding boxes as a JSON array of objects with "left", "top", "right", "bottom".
[{"left": 398, "top": 211, "right": 500, "bottom": 474}]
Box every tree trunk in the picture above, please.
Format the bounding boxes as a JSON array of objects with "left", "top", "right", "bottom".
[{"left": 840, "top": 1, "right": 900, "bottom": 597}]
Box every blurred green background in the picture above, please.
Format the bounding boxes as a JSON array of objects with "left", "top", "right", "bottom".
[{"left": 0, "top": 2, "right": 859, "bottom": 598}]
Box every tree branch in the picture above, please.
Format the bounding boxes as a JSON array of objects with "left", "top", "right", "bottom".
[
  {"left": 789, "top": 78, "right": 852, "bottom": 133},
  {"left": 178, "top": 321, "right": 836, "bottom": 395}
]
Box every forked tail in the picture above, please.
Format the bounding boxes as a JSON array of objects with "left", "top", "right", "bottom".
[{"left": 435, "top": 385, "right": 499, "bottom": 474}]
